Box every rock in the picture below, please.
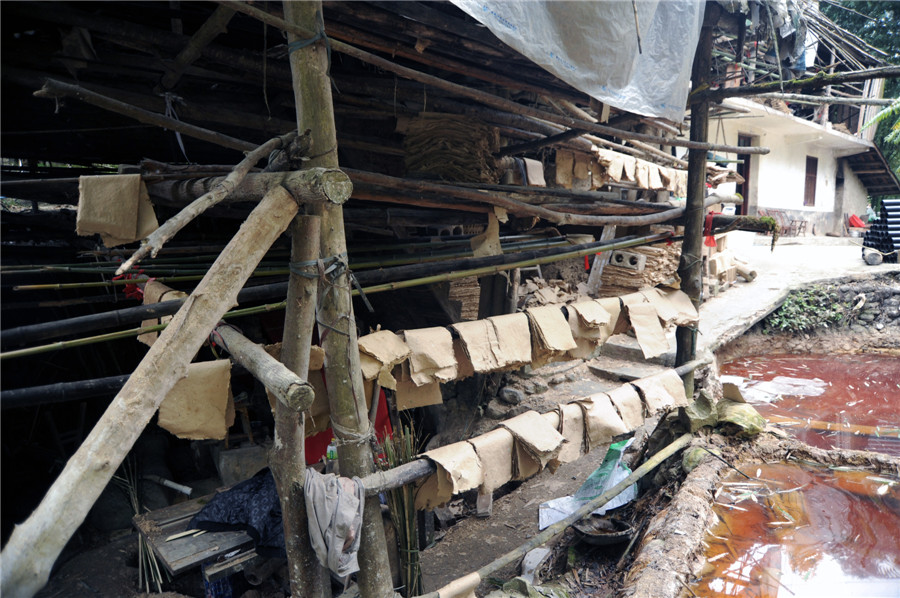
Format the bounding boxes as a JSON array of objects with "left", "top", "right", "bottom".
[
  {"left": 564, "top": 371, "right": 578, "bottom": 382},
  {"left": 548, "top": 375, "right": 565, "bottom": 386},
  {"left": 531, "top": 380, "right": 549, "bottom": 394},
  {"left": 498, "top": 387, "right": 525, "bottom": 405},
  {"left": 716, "top": 400, "right": 765, "bottom": 438},
  {"left": 485, "top": 398, "right": 511, "bottom": 419},
  {"left": 876, "top": 322, "right": 885, "bottom": 331},
  {"left": 858, "top": 313, "right": 876, "bottom": 322},
  {"left": 680, "top": 390, "right": 718, "bottom": 433},
  {"left": 850, "top": 324, "right": 868, "bottom": 334}
]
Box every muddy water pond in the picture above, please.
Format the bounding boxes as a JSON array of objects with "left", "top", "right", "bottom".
[
  {"left": 721, "top": 354, "right": 900, "bottom": 456},
  {"left": 689, "top": 461, "right": 900, "bottom": 597}
]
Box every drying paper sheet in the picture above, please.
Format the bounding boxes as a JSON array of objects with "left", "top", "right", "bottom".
[
  {"left": 395, "top": 362, "right": 443, "bottom": 411},
  {"left": 77, "top": 174, "right": 141, "bottom": 240},
  {"left": 158, "top": 360, "right": 233, "bottom": 440},
  {"left": 403, "top": 327, "right": 457, "bottom": 385},
  {"left": 632, "top": 369, "right": 689, "bottom": 413},
  {"left": 626, "top": 302, "right": 669, "bottom": 359},
  {"left": 607, "top": 384, "right": 644, "bottom": 431},
  {"left": 416, "top": 441, "right": 483, "bottom": 510},
  {"left": 357, "top": 330, "right": 410, "bottom": 389},
  {"left": 575, "top": 394, "right": 629, "bottom": 451},
  {"left": 451, "top": 319, "right": 500, "bottom": 372},
  {"left": 138, "top": 281, "right": 187, "bottom": 347},
  {"left": 556, "top": 403, "right": 585, "bottom": 463},
  {"left": 468, "top": 428, "right": 515, "bottom": 493},
  {"left": 488, "top": 312, "right": 532, "bottom": 369},
  {"left": 99, "top": 181, "right": 159, "bottom": 247},
  {"left": 526, "top": 305, "right": 577, "bottom": 357},
  {"left": 501, "top": 410, "right": 565, "bottom": 476}
]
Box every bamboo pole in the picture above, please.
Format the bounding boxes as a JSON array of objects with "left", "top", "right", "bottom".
[
  {"left": 33, "top": 78, "right": 257, "bottom": 153},
  {"left": 675, "top": 5, "right": 717, "bottom": 399},
  {"left": 213, "top": 324, "right": 314, "bottom": 412},
  {"left": 692, "top": 65, "right": 900, "bottom": 104},
  {"left": 755, "top": 92, "right": 897, "bottom": 106},
  {"left": 415, "top": 433, "right": 694, "bottom": 598},
  {"left": 221, "top": 1, "right": 770, "bottom": 156},
  {"left": 284, "top": 3, "right": 394, "bottom": 596},
  {"left": 0, "top": 185, "right": 300, "bottom": 598},
  {"left": 158, "top": 4, "right": 236, "bottom": 91},
  {"left": 271, "top": 214, "right": 327, "bottom": 597},
  {"left": 148, "top": 170, "right": 355, "bottom": 206},
  {"left": 118, "top": 131, "right": 298, "bottom": 274}
]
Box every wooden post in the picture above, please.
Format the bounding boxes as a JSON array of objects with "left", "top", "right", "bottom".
[
  {"left": 283, "top": 3, "right": 394, "bottom": 597},
  {"left": 271, "top": 215, "right": 328, "bottom": 598},
  {"left": 158, "top": 4, "right": 236, "bottom": 91},
  {"left": 676, "top": 3, "right": 720, "bottom": 397},
  {"left": 0, "top": 186, "right": 300, "bottom": 598}
]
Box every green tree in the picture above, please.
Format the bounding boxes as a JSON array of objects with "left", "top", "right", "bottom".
[{"left": 821, "top": 1, "right": 900, "bottom": 178}]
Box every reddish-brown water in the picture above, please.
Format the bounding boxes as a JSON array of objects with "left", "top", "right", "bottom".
[
  {"left": 690, "top": 462, "right": 900, "bottom": 597},
  {"left": 721, "top": 354, "right": 900, "bottom": 455}
]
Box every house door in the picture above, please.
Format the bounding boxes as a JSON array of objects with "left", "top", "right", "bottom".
[{"left": 737, "top": 134, "right": 753, "bottom": 215}]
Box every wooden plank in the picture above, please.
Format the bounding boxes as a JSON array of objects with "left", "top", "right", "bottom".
[{"left": 133, "top": 492, "right": 254, "bottom": 576}]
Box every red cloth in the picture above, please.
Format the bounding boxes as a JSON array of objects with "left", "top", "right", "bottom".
[
  {"left": 304, "top": 387, "right": 392, "bottom": 465},
  {"left": 848, "top": 214, "right": 866, "bottom": 228}
]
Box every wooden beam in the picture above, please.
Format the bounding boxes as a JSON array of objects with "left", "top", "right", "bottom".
[
  {"left": 159, "top": 4, "right": 236, "bottom": 91},
  {"left": 33, "top": 78, "right": 256, "bottom": 153}
]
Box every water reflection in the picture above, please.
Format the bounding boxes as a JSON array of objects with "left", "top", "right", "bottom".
[
  {"left": 721, "top": 354, "right": 900, "bottom": 456},
  {"left": 691, "top": 463, "right": 900, "bottom": 597}
]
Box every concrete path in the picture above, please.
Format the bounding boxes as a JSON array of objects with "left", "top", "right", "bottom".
[{"left": 698, "top": 236, "right": 900, "bottom": 353}]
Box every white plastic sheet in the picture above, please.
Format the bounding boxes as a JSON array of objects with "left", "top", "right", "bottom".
[{"left": 451, "top": 0, "right": 704, "bottom": 122}]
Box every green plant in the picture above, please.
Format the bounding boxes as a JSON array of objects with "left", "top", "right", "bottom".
[{"left": 764, "top": 286, "right": 848, "bottom": 334}]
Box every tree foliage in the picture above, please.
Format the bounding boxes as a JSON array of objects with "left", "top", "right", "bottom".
[{"left": 821, "top": 1, "right": 900, "bottom": 177}]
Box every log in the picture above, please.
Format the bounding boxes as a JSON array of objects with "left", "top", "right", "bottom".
[
  {"left": 221, "top": 1, "right": 771, "bottom": 156},
  {"left": 694, "top": 65, "right": 900, "bottom": 104},
  {"left": 271, "top": 215, "right": 326, "bottom": 597},
  {"left": 132, "top": 166, "right": 354, "bottom": 270},
  {"left": 283, "top": 3, "right": 394, "bottom": 596},
  {"left": 118, "top": 132, "right": 299, "bottom": 274},
  {"left": 756, "top": 92, "right": 897, "bottom": 107},
  {"left": 33, "top": 78, "right": 257, "bottom": 153},
  {"left": 0, "top": 185, "right": 300, "bottom": 598},
  {"left": 158, "top": 4, "right": 236, "bottom": 91},
  {"left": 213, "top": 324, "right": 313, "bottom": 412},
  {"left": 863, "top": 248, "right": 884, "bottom": 266},
  {"left": 735, "top": 263, "right": 758, "bottom": 282}
]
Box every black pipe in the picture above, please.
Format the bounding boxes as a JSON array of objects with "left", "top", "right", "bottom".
[{"left": 1, "top": 374, "right": 129, "bottom": 410}]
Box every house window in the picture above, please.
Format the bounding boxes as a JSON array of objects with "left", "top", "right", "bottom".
[{"left": 804, "top": 156, "right": 818, "bottom": 207}]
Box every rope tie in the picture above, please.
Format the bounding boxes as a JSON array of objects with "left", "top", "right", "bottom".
[
  {"left": 162, "top": 92, "right": 191, "bottom": 162},
  {"left": 287, "top": 10, "right": 331, "bottom": 74}
]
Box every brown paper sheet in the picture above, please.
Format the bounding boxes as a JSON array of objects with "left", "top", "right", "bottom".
[
  {"left": 566, "top": 308, "right": 598, "bottom": 360},
  {"left": 632, "top": 369, "right": 689, "bottom": 413},
  {"left": 501, "top": 410, "right": 565, "bottom": 476},
  {"left": 138, "top": 281, "right": 188, "bottom": 347},
  {"left": 523, "top": 158, "right": 546, "bottom": 187},
  {"left": 395, "top": 362, "right": 443, "bottom": 410},
  {"left": 597, "top": 296, "right": 627, "bottom": 337},
  {"left": 470, "top": 212, "right": 502, "bottom": 258},
  {"left": 526, "top": 305, "right": 577, "bottom": 356},
  {"left": 660, "top": 289, "right": 699, "bottom": 326},
  {"left": 468, "top": 428, "right": 514, "bottom": 493},
  {"left": 626, "top": 302, "right": 669, "bottom": 360},
  {"left": 635, "top": 161, "right": 650, "bottom": 189},
  {"left": 556, "top": 403, "right": 585, "bottom": 463},
  {"left": 648, "top": 163, "right": 664, "bottom": 190},
  {"left": 309, "top": 345, "right": 325, "bottom": 371},
  {"left": 436, "top": 572, "right": 482, "bottom": 598},
  {"left": 488, "top": 312, "right": 532, "bottom": 369},
  {"left": 575, "top": 393, "right": 629, "bottom": 451},
  {"left": 622, "top": 155, "right": 636, "bottom": 182},
  {"left": 403, "top": 327, "right": 457, "bottom": 385},
  {"left": 451, "top": 319, "right": 499, "bottom": 372},
  {"left": 607, "top": 384, "right": 644, "bottom": 431},
  {"left": 358, "top": 330, "right": 409, "bottom": 389},
  {"left": 76, "top": 174, "right": 141, "bottom": 240},
  {"left": 158, "top": 360, "right": 232, "bottom": 440},
  {"left": 99, "top": 181, "right": 159, "bottom": 247},
  {"left": 416, "top": 442, "right": 483, "bottom": 510},
  {"left": 452, "top": 337, "right": 475, "bottom": 380}
]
